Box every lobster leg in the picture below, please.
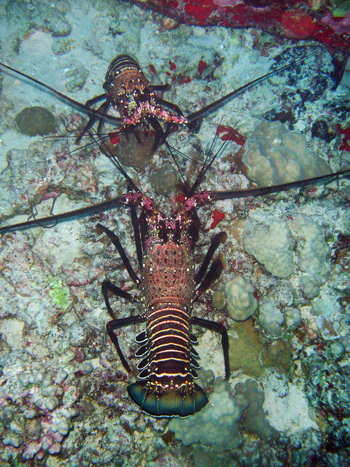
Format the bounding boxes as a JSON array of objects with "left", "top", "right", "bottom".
[
  {"left": 192, "top": 316, "right": 230, "bottom": 381},
  {"left": 194, "top": 232, "right": 227, "bottom": 284},
  {"left": 155, "top": 97, "right": 184, "bottom": 116},
  {"left": 86, "top": 92, "right": 108, "bottom": 106},
  {"left": 97, "top": 223, "right": 141, "bottom": 285},
  {"left": 107, "top": 315, "right": 146, "bottom": 373},
  {"left": 147, "top": 115, "right": 167, "bottom": 152},
  {"left": 195, "top": 258, "right": 224, "bottom": 298},
  {"left": 152, "top": 84, "right": 171, "bottom": 92},
  {"left": 76, "top": 96, "right": 112, "bottom": 144},
  {"left": 102, "top": 280, "right": 140, "bottom": 310}
]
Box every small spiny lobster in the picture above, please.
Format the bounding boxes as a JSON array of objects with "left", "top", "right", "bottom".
[
  {"left": 77, "top": 54, "right": 187, "bottom": 152},
  {"left": 0, "top": 50, "right": 315, "bottom": 158}
]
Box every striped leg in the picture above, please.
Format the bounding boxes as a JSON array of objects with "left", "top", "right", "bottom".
[
  {"left": 107, "top": 315, "right": 146, "bottom": 373},
  {"left": 192, "top": 316, "right": 230, "bottom": 380}
]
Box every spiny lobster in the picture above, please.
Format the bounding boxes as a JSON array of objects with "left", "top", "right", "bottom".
[
  {"left": 0, "top": 49, "right": 317, "bottom": 157},
  {"left": 0, "top": 48, "right": 349, "bottom": 418}
]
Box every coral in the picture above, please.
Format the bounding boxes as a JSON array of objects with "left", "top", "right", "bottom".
[
  {"left": 243, "top": 221, "right": 294, "bottom": 278},
  {"left": 244, "top": 215, "right": 331, "bottom": 297},
  {"left": 300, "top": 274, "right": 321, "bottom": 299},
  {"left": 235, "top": 379, "right": 279, "bottom": 440},
  {"left": 228, "top": 320, "right": 266, "bottom": 378},
  {"left": 339, "top": 334, "right": 350, "bottom": 352},
  {"left": 290, "top": 215, "right": 331, "bottom": 298},
  {"left": 259, "top": 301, "right": 284, "bottom": 337},
  {"left": 129, "top": 0, "right": 350, "bottom": 49},
  {"left": 224, "top": 276, "right": 258, "bottom": 321},
  {"left": 242, "top": 121, "right": 331, "bottom": 187},
  {"left": 285, "top": 308, "right": 302, "bottom": 331},
  {"left": 168, "top": 378, "right": 244, "bottom": 452},
  {"left": 262, "top": 339, "right": 293, "bottom": 372},
  {"left": 329, "top": 341, "right": 344, "bottom": 359},
  {"left": 15, "top": 107, "right": 56, "bottom": 136},
  {"left": 0, "top": 362, "right": 78, "bottom": 461}
]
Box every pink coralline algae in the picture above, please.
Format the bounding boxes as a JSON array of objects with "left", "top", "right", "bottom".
[
  {"left": 321, "top": 12, "right": 350, "bottom": 35},
  {"left": 128, "top": 0, "right": 350, "bottom": 50},
  {"left": 213, "top": 0, "right": 243, "bottom": 6}
]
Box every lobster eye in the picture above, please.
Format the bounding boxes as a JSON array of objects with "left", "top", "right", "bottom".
[{"left": 103, "top": 81, "right": 111, "bottom": 92}]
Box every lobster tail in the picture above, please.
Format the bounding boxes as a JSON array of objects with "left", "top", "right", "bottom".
[{"left": 127, "top": 381, "right": 208, "bottom": 417}]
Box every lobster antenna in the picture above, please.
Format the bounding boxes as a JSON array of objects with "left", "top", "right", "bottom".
[
  {"left": 164, "top": 140, "right": 208, "bottom": 168},
  {"left": 44, "top": 132, "right": 112, "bottom": 158},
  {"left": 164, "top": 141, "right": 192, "bottom": 189},
  {"left": 212, "top": 168, "right": 350, "bottom": 201},
  {"left": 0, "top": 62, "right": 122, "bottom": 126},
  {"left": 186, "top": 48, "right": 321, "bottom": 124},
  {"left": 186, "top": 123, "right": 231, "bottom": 198},
  {"left": 0, "top": 197, "right": 123, "bottom": 234}
]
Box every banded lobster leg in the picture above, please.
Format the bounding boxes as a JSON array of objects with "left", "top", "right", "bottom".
[
  {"left": 75, "top": 95, "right": 112, "bottom": 144},
  {"left": 96, "top": 221, "right": 145, "bottom": 373}
]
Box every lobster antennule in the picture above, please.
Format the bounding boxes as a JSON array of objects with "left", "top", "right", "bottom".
[{"left": 127, "top": 382, "right": 208, "bottom": 417}]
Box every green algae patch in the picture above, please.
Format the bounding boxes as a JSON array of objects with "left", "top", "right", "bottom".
[
  {"left": 15, "top": 106, "right": 56, "bottom": 136},
  {"left": 229, "top": 320, "right": 266, "bottom": 378},
  {"left": 49, "top": 276, "right": 70, "bottom": 311}
]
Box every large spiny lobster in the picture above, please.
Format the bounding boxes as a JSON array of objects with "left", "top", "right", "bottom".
[{"left": 99, "top": 186, "right": 230, "bottom": 417}]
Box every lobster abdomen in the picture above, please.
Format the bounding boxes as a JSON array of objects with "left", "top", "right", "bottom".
[{"left": 128, "top": 238, "right": 207, "bottom": 417}]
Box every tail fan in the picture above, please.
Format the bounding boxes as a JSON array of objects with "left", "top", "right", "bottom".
[{"left": 127, "top": 382, "right": 208, "bottom": 417}]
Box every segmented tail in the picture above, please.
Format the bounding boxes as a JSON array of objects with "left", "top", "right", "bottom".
[{"left": 129, "top": 298, "right": 207, "bottom": 417}]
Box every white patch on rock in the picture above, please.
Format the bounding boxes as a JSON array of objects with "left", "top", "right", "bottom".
[{"left": 263, "top": 372, "right": 318, "bottom": 435}]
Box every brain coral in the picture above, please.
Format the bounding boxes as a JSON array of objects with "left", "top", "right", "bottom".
[{"left": 243, "top": 121, "right": 331, "bottom": 186}]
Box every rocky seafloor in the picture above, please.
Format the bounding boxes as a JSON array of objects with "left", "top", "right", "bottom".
[{"left": 0, "top": 1, "right": 350, "bottom": 466}]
